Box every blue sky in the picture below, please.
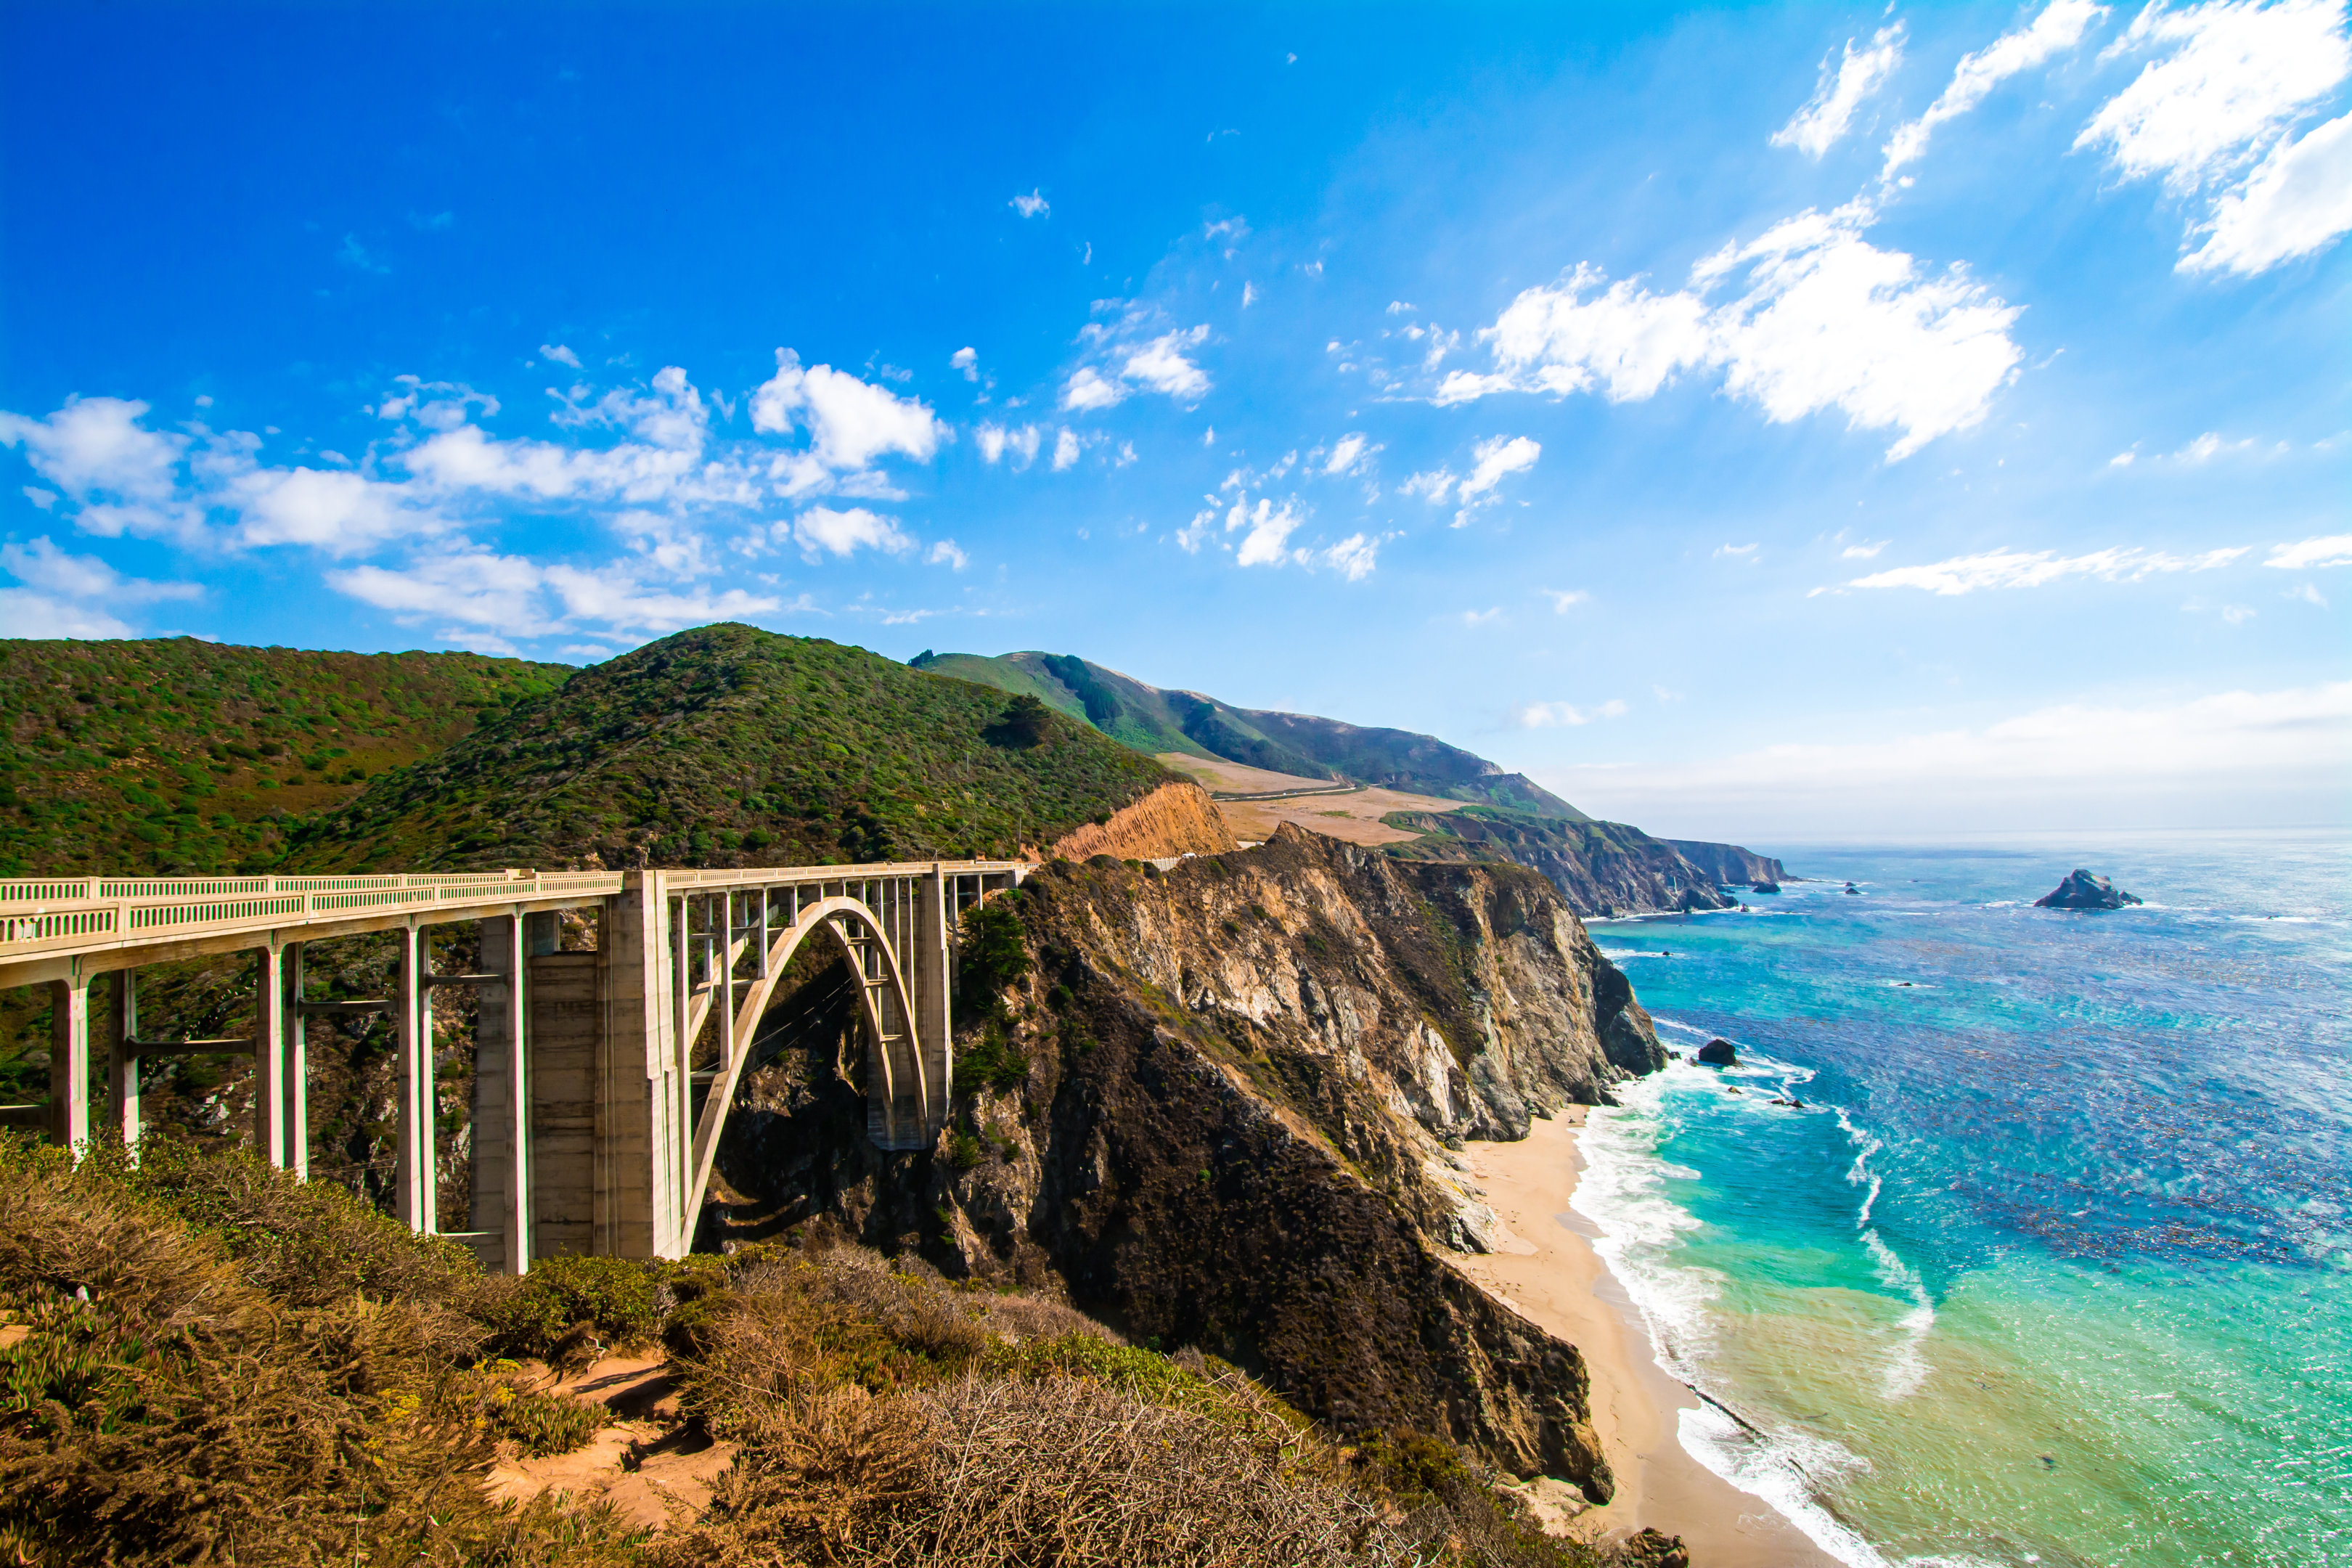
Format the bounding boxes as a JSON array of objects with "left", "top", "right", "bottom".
[{"left": 2, "top": 1, "right": 2345, "bottom": 838}]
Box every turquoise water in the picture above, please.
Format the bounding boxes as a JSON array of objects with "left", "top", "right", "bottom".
[{"left": 1583, "top": 830, "right": 2351, "bottom": 1567}]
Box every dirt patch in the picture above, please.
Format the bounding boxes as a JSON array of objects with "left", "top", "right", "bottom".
[
  {"left": 1153, "top": 754, "right": 1469, "bottom": 846},
  {"left": 1049, "top": 780, "right": 1237, "bottom": 860},
  {"left": 487, "top": 1353, "right": 738, "bottom": 1532}
]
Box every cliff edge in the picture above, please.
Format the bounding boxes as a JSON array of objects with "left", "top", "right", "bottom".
[{"left": 707, "top": 822, "right": 1670, "bottom": 1500}]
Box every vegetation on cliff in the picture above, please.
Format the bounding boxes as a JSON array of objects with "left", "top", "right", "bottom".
[
  {"left": 910, "top": 649, "right": 1582, "bottom": 818},
  {"left": 1381, "top": 808, "right": 1736, "bottom": 916},
  {"left": 0, "top": 637, "right": 568, "bottom": 876},
  {"left": 0, "top": 1135, "right": 1657, "bottom": 1567},
  {"left": 281, "top": 624, "right": 1174, "bottom": 871}
]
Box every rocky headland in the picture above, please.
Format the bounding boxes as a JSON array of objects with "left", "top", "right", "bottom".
[
  {"left": 708, "top": 822, "right": 1674, "bottom": 1499},
  {"left": 1664, "top": 840, "right": 1793, "bottom": 887}
]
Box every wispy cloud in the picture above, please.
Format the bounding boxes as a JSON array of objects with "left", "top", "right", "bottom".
[
  {"left": 2265, "top": 533, "right": 2352, "bottom": 569},
  {"left": 2078, "top": 0, "right": 2352, "bottom": 275},
  {"left": 1435, "top": 202, "right": 2022, "bottom": 461},
  {"left": 1773, "top": 25, "right": 1905, "bottom": 158},
  {"left": 1512, "top": 698, "right": 1628, "bottom": 727},
  {"left": 1882, "top": 1, "right": 2107, "bottom": 179},
  {"left": 1847, "top": 544, "right": 2249, "bottom": 594},
  {"left": 1010, "top": 188, "right": 1049, "bottom": 218}
]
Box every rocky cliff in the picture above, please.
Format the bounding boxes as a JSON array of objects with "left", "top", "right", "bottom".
[
  {"left": 1665, "top": 839, "right": 1793, "bottom": 886},
  {"left": 1047, "top": 780, "right": 1238, "bottom": 861},
  {"left": 1382, "top": 809, "right": 1736, "bottom": 918},
  {"left": 703, "top": 823, "right": 1667, "bottom": 1500}
]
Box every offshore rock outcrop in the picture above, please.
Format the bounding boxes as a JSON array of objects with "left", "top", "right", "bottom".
[
  {"left": 705, "top": 823, "right": 1668, "bottom": 1499},
  {"left": 2035, "top": 869, "right": 2143, "bottom": 910},
  {"left": 1382, "top": 809, "right": 1736, "bottom": 918}
]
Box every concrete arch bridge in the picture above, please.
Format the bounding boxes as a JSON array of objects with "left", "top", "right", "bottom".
[{"left": 0, "top": 861, "right": 1026, "bottom": 1271}]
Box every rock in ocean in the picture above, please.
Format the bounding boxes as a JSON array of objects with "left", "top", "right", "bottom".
[
  {"left": 1697, "top": 1037, "right": 1739, "bottom": 1066},
  {"left": 2035, "top": 869, "right": 2143, "bottom": 910}
]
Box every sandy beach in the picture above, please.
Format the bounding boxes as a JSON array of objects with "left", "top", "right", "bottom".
[{"left": 1450, "top": 1111, "right": 1839, "bottom": 1567}]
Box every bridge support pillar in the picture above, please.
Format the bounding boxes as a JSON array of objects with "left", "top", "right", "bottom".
[
  {"left": 918, "top": 865, "right": 952, "bottom": 1125},
  {"left": 602, "top": 875, "right": 683, "bottom": 1259},
  {"left": 283, "top": 944, "right": 307, "bottom": 1180},
  {"left": 47, "top": 972, "right": 89, "bottom": 1156},
  {"left": 393, "top": 925, "right": 434, "bottom": 1233},
  {"left": 470, "top": 915, "right": 533, "bottom": 1273},
  {"left": 254, "top": 944, "right": 287, "bottom": 1168},
  {"left": 107, "top": 968, "right": 137, "bottom": 1155}
]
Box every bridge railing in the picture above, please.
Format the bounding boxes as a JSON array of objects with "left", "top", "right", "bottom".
[{"left": 0, "top": 870, "right": 628, "bottom": 964}]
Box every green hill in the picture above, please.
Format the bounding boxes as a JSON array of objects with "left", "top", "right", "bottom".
[
  {"left": 909, "top": 650, "right": 1583, "bottom": 819},
  {"left": 0, "top": 638, "right": 570, "bottom": 876},
  {"left": 284, "top": 624, "right": 1175, "bottom": 872}
]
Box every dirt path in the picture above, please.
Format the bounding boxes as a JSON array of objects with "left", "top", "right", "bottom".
[{"left": 486, "top": 1354, "right": 735, "bottom": 1531}]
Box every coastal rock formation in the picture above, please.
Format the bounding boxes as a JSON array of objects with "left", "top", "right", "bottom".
[
  {"left": 1665, "top": 839, "right": 1794, "bottom": 886},
  {"left": 1696, "top": 1038, "right": 1738, "bottom": 1066},
  {"left": 1047, "top": 780, "right": 1237, "bottom": 862},
  {"left": 1383, "top": 809, "right": 1737, "bottom": 918},
  {"left": 2035, "top": 870, "right": 2143, "bottom": 910},
  {"left": 708, "top": 822, "right": 1671, "bottom": 1498}
]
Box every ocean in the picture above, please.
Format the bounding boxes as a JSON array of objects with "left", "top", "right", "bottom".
[{"left": 1583, "top": 829, "right": 2351, "bottom": 1568}]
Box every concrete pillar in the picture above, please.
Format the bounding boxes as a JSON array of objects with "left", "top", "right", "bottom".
[
  {"left": 473, "top": 914, "right": 532, "bottom": 1274},
  {"left": 601, "top": 875, "right": 679, "bottom": 1259},
  {"left": 108, "top": 968, "right": 138, "bottom": 1154},
  {"left": 393, "top": 924, "right": 434, "bottom": 1232},
  {"left": 48, "top": 973, "right": 90, "bottom": 1156},
  {"left": 285, "top": 944, "right": 308, "bottom": 1180},
  {"left": 254, "top": 944, "right": 287, "bottom": 1167},
  {"left": 918, "top": 864, "right": 952, "bottom": 1127}
]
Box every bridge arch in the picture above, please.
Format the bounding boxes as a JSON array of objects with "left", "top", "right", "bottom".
[{"left": 679, "top": 894, "right": 926, "bottom": 1235}]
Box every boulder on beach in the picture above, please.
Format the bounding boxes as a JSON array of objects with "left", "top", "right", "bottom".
[
  {"left": 2034, "top": 869, "right": 2143, "bottom": 911},
  {"left": 1697, "top": 1038, "right": 1738, "bottom": 1066}
]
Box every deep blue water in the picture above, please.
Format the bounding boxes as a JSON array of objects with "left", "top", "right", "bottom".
[{"left": 1582, "top": 830, "right": 2351, "bottom": 1567}]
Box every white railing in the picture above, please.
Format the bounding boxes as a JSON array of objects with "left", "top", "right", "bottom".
[{"left": 0, "top": 861, "right": 1027, "bottom": 971}]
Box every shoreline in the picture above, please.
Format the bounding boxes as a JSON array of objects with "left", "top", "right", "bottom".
[{"left": 1450, "top": 1109, "right": 1840, "bottom": 1567}]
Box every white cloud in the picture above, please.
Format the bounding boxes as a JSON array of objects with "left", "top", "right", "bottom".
[
  {"left": 2221, "top": 602, "right": 2258, "bottom": 624},
  {"left": 0, "top": 396, "right": 197, "bottom": 539},
  {"left": 1774, "top": 25, "right": 1906, "bottom": 157},
  {"left": 1538, "top": 680, "right": 2352, "bottom": 834},
  {"left": 1052, "top": 428, "right": 1082, "bottom": 470},
  {"left": 539, "top": 343, "right": 582, "bottom": 368},
  {"left": 1230, "top": 496, "right": 1307, "bottom": 566},
  {"left": 1243, "top": 282, "right": 1259, "bottom": 308},
  {"left": 790, "top": 505, "right": 914, "bottom": 560},
  {"left": 1438, "top": 204, "right": 2022, "bottom": 460},
  {"left": 227, "top": 464, "right": 449, "bottom": 552},
  {"left": 1387, "top": 300, "right": 1418, "bottom": 314},
  {"left": 2287, "top": 580, "right": 2330, "bottom": 605},
  {"left": 2266, "top": 532, "right": 2352, "bottom": 568},
  {"left": 1715, "top": 542, "right": 1761, "bottom": 560},
  {"left": 550, "top": 364, "right": 710, "bottom": 451},
  {"left": 2110, "top": 449, "right": 2139, "bottom": 466},
  {"left": 1011, "top": 189, "right": 1050, "bottom": 218},
  {"left": 1318, "top": 533, "right": 1386, "bottom": 581},
  {"left": 952, "top": 346, "right": 979, "bottom": 380},
  {"left": 1453, "top": 435, "right": 1541, "bottom": 525},
  {"left": 1513, "top": 698, "right": 1629, "bottom": 727},
  {"left": 330, "top": 550, "right": 552, "bottom": 634},
  {"left": 2181, "top": 108, "right": 2352, "bottom": 272},
  {"left": 1061, "top": 367, "right": 1124, "bottom": 412},
  {"left": 976, "top": 422, "right": 1042, "bottom": 467},
  {"left": 1400, "top": 467, "right": 1456, "bottom": 502},
  {"left": 751, "top": 350, "right": 943, "bottom": 474},
  {"left": 2174, "top": 430, "right": 2259, "bottom": 461},
  {"left": 1116, "top": 440, "right": 1138, "bottom": 466},
  {"left": 377, "top": 376, "right": 498, "bottom": 430},
  {"left": 928, "top": 539, "right": 971, "bottom": 571},
  {"left": 1842, "top": 540, "right": 1889, "bottom": 558},
  {"left": 0, "top": 536, "right": 203, "bottom": 637},
  {"left": 1847, "top": 543, "right": 2250, "bottom": 593},
  {"left": 1542, "top": 588, "right": 1590, "bottom": 612},
  {"left": 1321, "top": 432, "right": 1379, "bottom": 475},
  {"left": 1201, "top": 425, "right": 1216, "bottom": 448},
  {"left": 1882, "top": 1, "right": 2107, "bottom": 178},
  {"left": 1121, "top": 327, "right": 1212, "bottom": 401},
  {"left": 2079, "top": 0, "right": 2352, "bottom": 273},
  {"left": 1461, "top": 607, "right": 1503, "bottom": 627}
]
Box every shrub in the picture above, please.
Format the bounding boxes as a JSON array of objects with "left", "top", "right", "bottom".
[
  {"left": 486, "top": 1255, "right": 665, "bottom": 1358},
  {"left": 956, "top": 900, "right": 1029, "bottom": 998},
  {"left": 486, "top": 1384, "right": 608, "bottom": 1457},
  {"left": 956, "top": 1023, "right": 1029, "bottom": 1094}
]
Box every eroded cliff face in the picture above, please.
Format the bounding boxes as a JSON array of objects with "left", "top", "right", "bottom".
[
  {"left": 704, "top": 822, "right": 1666, "bottom": 1499},
  {"left": 1046, "top": 780, "right": 1237, "bottom": 861},
  {"left": 1384, "top": 812, "right": 1736, "bottom": 918}
]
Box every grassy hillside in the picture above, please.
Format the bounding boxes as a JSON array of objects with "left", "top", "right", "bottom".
[
  {"left": 283, "top": 624, "right": 1175, "bottom": 872},
  {"left": 910, "top": 649, "right": 1585, "bottom": 818},
  {"left": 0, "top": 638, "right": 570, "bottom": 876}
]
